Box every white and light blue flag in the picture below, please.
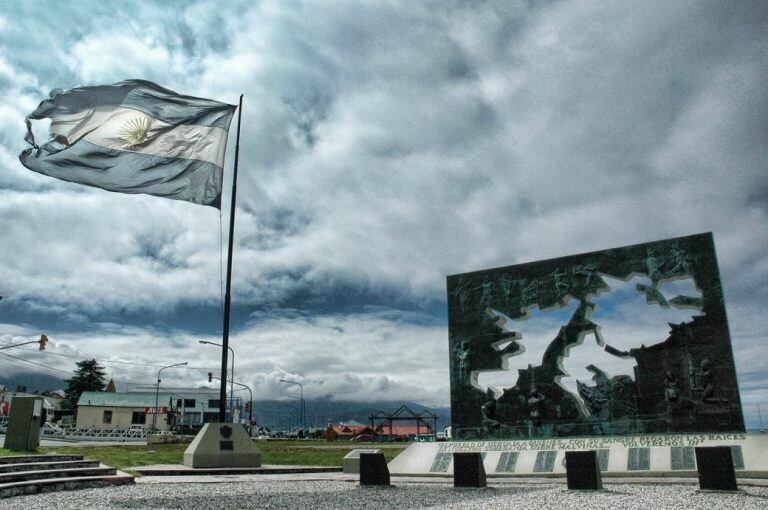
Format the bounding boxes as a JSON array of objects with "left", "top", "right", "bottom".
[{"left": 20, "top": 80, "right": 236, "bottom": 208}]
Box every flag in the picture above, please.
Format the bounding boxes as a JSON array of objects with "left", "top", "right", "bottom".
[{"left": 19, "top": 80, "right": 237, "bottom": 208}]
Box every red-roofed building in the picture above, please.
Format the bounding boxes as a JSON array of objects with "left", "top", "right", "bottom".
[
  {"left": 326, "top": 420, "right": 372, "bottom": 441},
  {"left": 373, "top": 424, "right": 433, "bottom": 441}
]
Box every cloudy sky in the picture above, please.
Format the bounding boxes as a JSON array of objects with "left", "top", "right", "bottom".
[{"left": 0, "top": 1, "right": 766, "bottom": 427}]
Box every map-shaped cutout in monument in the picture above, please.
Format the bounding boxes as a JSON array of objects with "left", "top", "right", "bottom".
[{"left": 447, "top": 233, "right": 744, "bottom": 440}]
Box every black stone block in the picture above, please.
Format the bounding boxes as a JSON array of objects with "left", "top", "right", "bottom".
[
  {"left": 360, "top": 452, "right": 390, "bottom": 486},
  {"left": 453, "top": 452, "right": 486, "bottom": 488},
  {"left": 565, "top": 450, "right": 602, "bottom": 490},
  {"left": 695, "top": 446, "right": 738, "bottom": 491}
]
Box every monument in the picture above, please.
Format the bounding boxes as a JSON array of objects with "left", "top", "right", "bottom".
[
  {"left": 447, "top": 232, "right": 743, "bottom": 439},
  {"left": 388, "top": 233, "right": 767, "bottom": 478}
]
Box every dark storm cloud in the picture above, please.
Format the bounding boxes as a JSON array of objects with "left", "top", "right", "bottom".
[{"left": 0, "top": 0, "right": 766, "bottom": 407}]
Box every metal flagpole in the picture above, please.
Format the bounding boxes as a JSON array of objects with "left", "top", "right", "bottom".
[{"left": 219, "top": 94, "right": 243, "bottom": 423}]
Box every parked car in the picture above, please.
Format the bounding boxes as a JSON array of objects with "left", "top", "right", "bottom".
[
  {"left": 42, "top": 422, "right": 65, "bottom": 436},
  {"left": 436, "top": 432, "right": 447, "bottom": 441},
  {"left": 128, "top": 424, "right": 146, "bottom": 435},
  {"left": 353, "top": 433, "right": 373, "bottom": 442}
]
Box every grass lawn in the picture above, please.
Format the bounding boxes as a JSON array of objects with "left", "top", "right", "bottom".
[{"left": 1, "top": 440, "right": 408, "bottom": 475}]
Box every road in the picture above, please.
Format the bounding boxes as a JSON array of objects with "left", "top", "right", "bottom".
[{"left": 0, "top": 433, "right": 147, "bottom": 447}]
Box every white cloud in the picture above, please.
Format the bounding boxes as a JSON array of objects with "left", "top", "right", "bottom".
[
  {"left": 0, "top": 309, "right": 448, "bottom": 405},
  {"left": 0, "top": 0, "right": 766, "bottom": 410}
]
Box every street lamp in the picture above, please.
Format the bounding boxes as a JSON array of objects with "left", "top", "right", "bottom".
[
  {"left": 153, "top": 361, "right": 188, "bottom": 431},
  {"left": 284, "top": 404, "right": 299, "bottom": 436},
  {"left": 279, "top": 378, "right": 304, "bottom": 431},
  {"left": 200, "top": 340, "right": 235, "bottom": 421},
  {"left": 208, "top": 374, "right": 254, "bottom": 428},
  {"left": 281, "top": 413, "right": 294, "bottom": 435}
]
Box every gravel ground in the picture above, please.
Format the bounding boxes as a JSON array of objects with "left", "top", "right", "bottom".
[{"left": 3, "top": 480, "right": 768, "bottom": 510}]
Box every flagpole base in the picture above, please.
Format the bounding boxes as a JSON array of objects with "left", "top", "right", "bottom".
[{"left": 183, "top": 423, "right": 262, "bottom": 468}]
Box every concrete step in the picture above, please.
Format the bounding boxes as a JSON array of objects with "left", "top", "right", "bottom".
[
  {"left": 0, "top": 460, "right": 101, "bottom": 474},
  {"left": 0, "top": 473, "right": 134, "bottom": 498},
  {"left": 0, "top": 454, "right": 84, "bottom": 465},
  {"left": 0, "top": 466, "right": 117, "bottom": 484}
]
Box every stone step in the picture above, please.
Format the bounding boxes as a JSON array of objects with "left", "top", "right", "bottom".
[
  {"left": 0, "top": 473, "right": 134, "bottom": 499},
  {"left": 0, "top": 460, "right": 101, "bottom": 474},
  {"left": 0, "top": 466, "right": 117, "bottom": 484},
  {"left": 0, "top": 455, "right": 84, "bottom": 465}
]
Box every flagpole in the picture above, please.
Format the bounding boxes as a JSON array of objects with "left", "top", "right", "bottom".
[{"left": 220, "top": 94, "right": 243, "bottom": 423}]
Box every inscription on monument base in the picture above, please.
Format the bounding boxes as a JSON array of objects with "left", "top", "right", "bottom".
[{"left": 436, "top": 433, "right": 747, "bottom": 454}]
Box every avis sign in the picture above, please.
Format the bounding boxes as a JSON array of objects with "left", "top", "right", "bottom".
[{"left": 145, "top": 407, "right": 168, "bottom": 415}]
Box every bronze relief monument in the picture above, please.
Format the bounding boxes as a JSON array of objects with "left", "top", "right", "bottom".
[{"left": 447, "top": 233, "right": 744, "bottom": 440}]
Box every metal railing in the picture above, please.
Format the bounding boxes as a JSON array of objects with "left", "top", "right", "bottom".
[{"left": 62, "top": 427, "right": 150, "bottom": 440}]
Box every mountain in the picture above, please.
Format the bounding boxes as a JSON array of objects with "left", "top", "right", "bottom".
[
  {"left": 0, "top": 371, "right": 66, "bottom": 393},
  {"left": 252, "top": 399, "right": 451, "bottom": 431},
  {"left": 0, "top": 372, "right": 452, "bottom": 430}
]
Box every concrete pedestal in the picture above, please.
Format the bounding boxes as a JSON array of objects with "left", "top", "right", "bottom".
[
  {"left": 183, "top": 423, "right": 261, "bottom": 468},
  {"left": 453, "top": 452, "right": 486, "bottom": 488},
  {"left": 343, "top": 449, "right": 381, "bottom": 474},
  {"left": 695, "top": 446, "right": 738, "bottom": 491},
  {"left": 565, "top": 450, "right": 602, "bottom": 490},
  {"left": 360, "top": 452, "right": 390, "bottom": 486}
]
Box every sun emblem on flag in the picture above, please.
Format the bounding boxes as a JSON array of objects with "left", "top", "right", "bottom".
[{"left": 119, "top": 116, "right": 151, "bottom": 148}]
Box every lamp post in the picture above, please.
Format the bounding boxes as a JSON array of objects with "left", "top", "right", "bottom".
[
  {"left": 153, "top": 361, "right": 188, "bottom": 431},
  {"left": 279, "top": 379, "right": 304, "bottom": 431},
  {"left": 284, "top": 404, "right": 299, "bottom": 436},
  {"left": 200, "top": 340, "right": 235, "bottom": 421},
  {"left": 209, "top": 374, "right": 253, "bottom": 427},
  {"left": 281, "top": 413, "right": 294, "bottom": 435}
]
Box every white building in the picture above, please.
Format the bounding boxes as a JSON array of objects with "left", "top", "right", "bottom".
[
  {"left": 126, "top": 388, "right": 239, "bottom": 426},
  {"left": 76, "top": 391, "right": 179, "bottom": 431}
]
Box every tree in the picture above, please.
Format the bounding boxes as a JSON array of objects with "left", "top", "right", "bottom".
[{"left": 63, "top": 359, "right": 107, "bottom": 409}]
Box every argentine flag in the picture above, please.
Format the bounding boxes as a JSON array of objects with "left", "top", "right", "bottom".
[{"left": 19, "top": 80, "right": 236, "bottom": 208}]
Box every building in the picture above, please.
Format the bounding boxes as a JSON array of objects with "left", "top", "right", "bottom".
[
  {"left": 167, "top": 390, "right": 225, "bottom": 425},
  {"left": 374, "top": 424, "right": 434, "bottom": 441},
  {"left": 76, "top": 391, "right": 180, "bottom": 431},
  {"left": 125, "top": 388, "right": 241, "bottom": 426},
  {"left": 326, "top": 420, "right": 372, "bottom": 440},
  {"left": 75, "top": 388, "right": 247, "bottom": 431},
  {"left": 326, "top": 419, "right": 435, "bottom": 442},
  {"left": 0, "top": 388, "right": 60, "bottom": 421}
]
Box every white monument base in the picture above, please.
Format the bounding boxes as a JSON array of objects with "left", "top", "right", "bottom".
[
  {"left": 388, "top": 432, "right": 768, "bottom": 478},
  {"left": 183, "top": 423, "right": 262, "bottom": 468},
  {"left": 343, "top": 449, "right": 382, "bottom": 474}
]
